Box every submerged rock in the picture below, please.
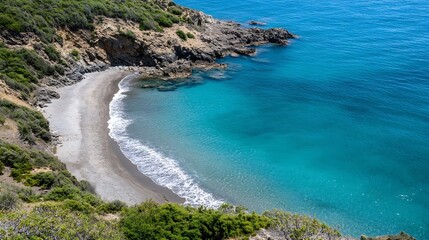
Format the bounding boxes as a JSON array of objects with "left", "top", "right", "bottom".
[
  {"left": 249, "top": 21, "right": 267, "bottom": 26},
  {"left": 157, "top": 85, "right": 177, "bottom": 92},
  {"left": 361, "top": 232, "right": 415, "bottom": 240}
]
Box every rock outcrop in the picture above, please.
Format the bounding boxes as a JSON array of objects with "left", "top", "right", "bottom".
[
  {"left": 1, "top": 5, "right": 295, "bottom": 105},
  {"left": 57, "top": 9, "right": 295, "bottom": 81}
]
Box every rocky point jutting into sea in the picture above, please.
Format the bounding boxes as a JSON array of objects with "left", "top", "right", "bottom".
[{"left": 0, "top": 6, "right": 295, "bottom": 107}]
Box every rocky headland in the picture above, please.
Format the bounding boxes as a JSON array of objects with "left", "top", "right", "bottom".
[{"left": 1, "top": 6, "right": 295, "bottom": 107}]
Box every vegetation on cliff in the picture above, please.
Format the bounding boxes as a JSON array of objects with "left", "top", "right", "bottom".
[
  {"left": 0, "top": 43, "right": 64, "bottom": 98},
  {"left": 0, "top": 100, "right": 51, "bottom": 144},
  {"left": 0, "top": 0, "right": 184, "bottom": 42}
]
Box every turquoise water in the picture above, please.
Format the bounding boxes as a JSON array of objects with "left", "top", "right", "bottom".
[{"left": 109, "top": 0, "right": 429, "bottom": 238}]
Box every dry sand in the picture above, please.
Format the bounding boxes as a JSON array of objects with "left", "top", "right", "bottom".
[{"left": 43, "top": 69, "right": 183, "bottom": 204}]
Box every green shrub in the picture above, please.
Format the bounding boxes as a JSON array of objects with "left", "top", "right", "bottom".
[
  {"left": 26, "top": 172, "right": 55, "bottom": 189},
  {"left": 0, "top": 0, "right": 184, "bottom": 50},
  {"left": 0, "top": 140, "right": 66, "bottom": 182},
  {"left": 0, "top": 45, "right": 48, "bottom": 94},
  {"left": 47, "top": 185, "right": 102, "bottom": 209},
  {"left": 10, "top": 163, "right": 32, "bottom": 182},
  {"left": 0, "top": 44, "right": 64, "bottom": 96},
  {"left": 98, "top": 200, "right": 127, "bottom": 214},
  {"left": 63, "top": 199, "right": 94, "bottom": 214},
  {"left": 262, "top": 210, "right": 341, "bottom": 240},
  {"left": 54, "top": 64, "right": 65, "bottom": 75},
  {"left": 0, "top": 114, "right": 5, "bottom": 126},
  {"left": 186, "top": 32, "right": 195, "bottom": 39},
  {"left": 46, "top": 186, "right": 82, "bottom": 201},
  {"left": 0, "top": 204, "right": 124, "bottom": 239},
  {"left": 155, "top": 15, "right": 173, "bottom": 28},
  {"left": 43, "top": 44, "right": 61, "bottom": 62},
  {"left": 169, "top": 7, "right": 183, "bottom": 16},
  {"left": 120, "top": 201, "right": 270, "bottom": 240},
  {"left": 70, "top": 49, "right": 80, "bottom": 60},
  {"left": 17, "top": 188, "right": 39, "bottom": 202},
  {"left": 139, "top": 16, "right": 159, "bottom": 31},
  {"left": 0, "top": 192, "right": 20, "bottom": 211},
  {"left": 0, "top": 99, "right": 51, "bottom": 144},
  {"left": 176, "top": 30, "right": 187, "bottom": 41},
  {"left": 169, "top": 14, "right": 181, "bottom": 24},
  {"left": 78, "top": 180, "right": 96, "bottom": 194},
  {"left": 81, "top": 192, "right": 103, "bottom": 207}
]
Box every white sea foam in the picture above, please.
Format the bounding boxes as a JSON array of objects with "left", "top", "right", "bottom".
[{"left": 108, "top": 75, "right": 223, "bottom": 208}]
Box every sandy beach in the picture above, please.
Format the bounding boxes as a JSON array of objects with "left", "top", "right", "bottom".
[{"left": 43, "top": 69, "right": 183, "bottom": 204}]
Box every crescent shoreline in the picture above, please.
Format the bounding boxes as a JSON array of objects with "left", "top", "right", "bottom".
[{"left": 43, "top": 68, "right": 184, "bottom": 205}]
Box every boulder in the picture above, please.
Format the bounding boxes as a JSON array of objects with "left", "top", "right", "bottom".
[{"left": 249, "top": 21, "right": 266, "bottom": 26}]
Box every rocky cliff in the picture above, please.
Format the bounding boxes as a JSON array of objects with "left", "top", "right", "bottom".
[{"left": 1, "top": 6, "right": 295, "bottom": 105}]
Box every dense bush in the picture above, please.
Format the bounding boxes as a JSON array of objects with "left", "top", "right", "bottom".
[
  {"left": 0, "top": 99, "right": 51, "bottom": 144},
  {"left": 62, "top": 199, "right": 94, "bottom": 214},
  {"left": 46, "top": 185, "right": 103, "bottom": 211},
  {"left": 43, "top": 44, "right": 62, "bottom": 63},
  {"left": 26, "top": 172, "right": 55, "bottom": 189},
  {"left": 54, "top": 64, "right": 65, "bottom": 75},
  {"left": 176, "top": 30, "right": 187, "bottom": 41},
  {"left": 169, "top": 6, "right": 183, "bottom": 16},
  {"left": 0, "top": 204, "right": 124, "bottom": 239},
  {"left": 70, "top": 49, "right": 80, "bottom": 60},
  {"left": 0, "top": 192, "right": 20, "bottom": 212},
  {"left": 139, "top": 16, "right": 160, "bottom": 31},
  {"left": 0, "top": 0, "right": 183, "bottom": 42},
  {"left": 262, "top": 210, "right": 341, "bottom": 240},
  {"left": 120, "top": 201, "right": 270, "bottom": 240},
  {"left": 98, "top": 200, "right": 127, "bottom": 214},
  {"left": 17, "top": 187, "right": 39, "bottom": 203},
  {"left": 0, "top": 140, "right": 65, "bottom": 182},
  {"left": 0, "top": 44, "right": 61, "bottom": 95},
  {"left": 155, "top": 15, "right": 173, "bottom": 28}
]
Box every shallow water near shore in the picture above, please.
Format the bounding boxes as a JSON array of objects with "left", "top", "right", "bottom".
[{"left": 109, "top": 0, "right": 429, "bottom": 238}]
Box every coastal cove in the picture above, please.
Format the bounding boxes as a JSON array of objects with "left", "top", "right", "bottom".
[
  {"left": 0, "top": 0, "right": 426, "bottom": 238},
  {"left": 42, "top": 69, "right": 183, "bottom": 204},
  {"left": 106, "top": 0, "right": 428, "bottom": 239}
]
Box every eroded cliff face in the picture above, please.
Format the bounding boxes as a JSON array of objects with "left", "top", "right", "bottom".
[
  {"left": 54, "top": 9, "right": 295, "bottom": 78},
  {"left": 0, "top": 6, "right": 294, "bottom": 105}
]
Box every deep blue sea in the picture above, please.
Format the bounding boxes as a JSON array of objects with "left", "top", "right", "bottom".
[{"left": 109, "top": 0, "right": 429, "bottom": 238}]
